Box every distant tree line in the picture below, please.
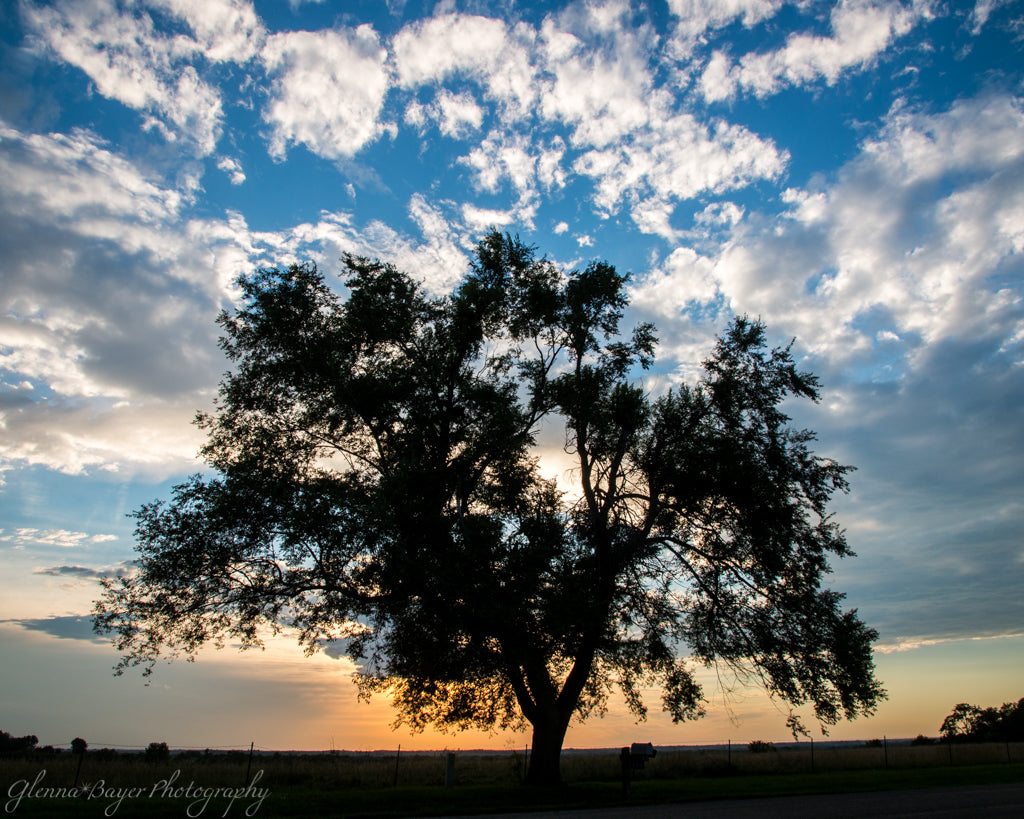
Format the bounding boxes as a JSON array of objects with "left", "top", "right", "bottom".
[
  {"left": 0, "top": 730, "right": 38, "bottom": 755},
  {"left": 0, "top": 731, "right": 174, "bottom": 758},
  {"left": 941, "top": 698, "right": 1024, "bottom": 743}
]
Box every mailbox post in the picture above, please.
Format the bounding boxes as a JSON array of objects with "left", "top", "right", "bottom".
[{"left": 620, "top": 743, "right": 657, "bottom": 798}]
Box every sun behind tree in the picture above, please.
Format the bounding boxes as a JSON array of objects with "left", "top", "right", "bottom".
[{"left": 94, "top": 231, "right": 884, "bottom": 786}]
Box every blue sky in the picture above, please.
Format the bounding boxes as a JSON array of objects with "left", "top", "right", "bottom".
[{"left": 1, "top": 0, "right": 1023, "bottom": 752}]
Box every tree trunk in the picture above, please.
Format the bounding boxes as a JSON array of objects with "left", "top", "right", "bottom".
[{"left": 525, "top": 713, "right": 569, "bottom": 787}]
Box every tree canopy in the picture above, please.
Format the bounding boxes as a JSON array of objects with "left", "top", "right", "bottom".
[
  {"left": 94, "top": 231, "right": 884, "bottom": 785},
  {"left": 0, "top": 731, "right": 38, "bottom": 755},
  {"left": 941, "top": 698, "right": 1024, "bottom": 743}
]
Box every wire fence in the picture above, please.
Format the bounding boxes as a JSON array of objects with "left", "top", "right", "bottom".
[{"left": 3, "top": 738, "right": 1021, "bottom": 790}]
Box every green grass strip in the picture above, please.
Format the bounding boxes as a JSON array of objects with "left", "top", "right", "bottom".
[
  {"left": 242, "top": 763, "right": 1024, "bottom": 818},
  {"left": 5, "top": 763, "right": 1022, "bottom": 818}
]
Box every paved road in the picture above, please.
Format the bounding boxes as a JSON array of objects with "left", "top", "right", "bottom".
[{"left": 454, "top": 783, "right": 1024, "bottom": 818}]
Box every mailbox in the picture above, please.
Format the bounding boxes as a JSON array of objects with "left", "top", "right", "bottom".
[
  {"left": 620, "top": 743, "right": 657, "bottom": 797},
  {"left": 629, "top": 742, "right": 657, "bottom": 770}
]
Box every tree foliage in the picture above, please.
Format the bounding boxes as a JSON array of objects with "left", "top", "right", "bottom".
[
  {"left": 940, "top": 698, "right": 1024, "bottom": 742},
  {"left": 0, "top": 731, "right": 38, "bottom": 755},
  {"left": 145, "top": 741, "right": 170, "bottom": 762},
  {"left": 94, "top": 232, "right": 883, "bottom": 784}
]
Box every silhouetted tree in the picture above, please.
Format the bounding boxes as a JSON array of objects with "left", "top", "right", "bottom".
[
  {"left": 144, "top": 741, "right": 170, "bottom": 762},
  {"left": 0, "top": 731, "right": 38, "bottom": 756},
  {"left": 94, "top": 232, "right": 884, "bottom": 785},
  {"left": 941, "top": 698, "right": 1024, "bottom": 742},
  {"left": 747, "top": 740, "right": 775, "bottom": 753}
]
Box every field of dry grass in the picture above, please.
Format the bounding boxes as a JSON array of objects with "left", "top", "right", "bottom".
[
  {"left": 2, "top": 744, "right": 1023, "bottom": 818},
  {"left": 2, "top": 740, "right": 1021, "bottom": 791}
]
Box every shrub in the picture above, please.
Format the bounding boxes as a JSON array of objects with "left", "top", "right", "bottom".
[
  {"left": 145, "top": 741, "right": 170, "bottom": 762},
  {"left": 747, "top": 740, "right": 776, "bottom": 753}
]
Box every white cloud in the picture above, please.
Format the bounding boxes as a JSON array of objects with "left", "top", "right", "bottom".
[
  {"left": 800, "top": 95, "right": 1024, "bottom": 354},
  {"left": 695, "top": 201, "right": 745, "bottom": 229},
  {"left": 387, "top": 4, "right": 791, "bottom": 237},
  {"left": 0, "top": 120, "right": 485, "bottom": 475},
  {"left": 392, "top": 13, "right": 540, "bottom": 123},
  {"left": 700, "top": 0, "right": 929, "bottom": 101},
  {"left": 970, "top": 0, "right": 1015, "bottom": 34},
  {"left": 409, "top": 89, "right": 485, "bottom": 138},
  {"left": 404, "top": 194, "right": 474, "bottom": 292},
  {"left": 262, "top": 26, "right": 390, "bottom": 160},
  {"left": 574, "top": 113, "right": 787, "bottom": 237},
  {"left": 0, "top": 529, "right": 118, "bottom": 549},
  {"left": 263, "top": 196, "right": 471, "bottom": 297},
  {"left": 630, "top": 93, "right": 1024, "bottom": 370},
  {"left": 536, "top": 11, "right": 655, "bottom": 149},
  {"left": 462, "top": 132, "right": 566, "bottom": 195},
  {"left": 462, "top": 204, "right": 517, "bottom": 231},
  {"left": 631, "top": 246, "right": 720, "bottom": 315},
  {"left": 23, "top": 0, "right": 225, "bottom": 156},
  {"left": 0, "top": 399, "right": 207, "bottom": 478},
  {"left": 0, "top": 123, "right": 270, "bottom": 474},
  {"left": 392, "top": 14, "right": 508, "bottom": 86},
  {"left": 434, "top": 90, "right": 484, "bottom": 137},
  {"left": 216, "top": 157, "right": 246, "bottom": 185},
  {"left": 667, "top": 0, "right": 785, "bottom": 42},
  {"left": 875, "top": 632, "right": 1024, "bottom": 654},
  {"left": 147, "top": 0, "right": 266, "bottom": 63}
]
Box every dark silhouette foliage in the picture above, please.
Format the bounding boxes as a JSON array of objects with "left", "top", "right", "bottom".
[
  {"left": 747, "top": 740, "right": 775, "bottom": 753},
  {"left": 941, "top": 698, "right": 1024, "bottom": 742},
  {"left": 94, "top": 232, "right": 883, "bottom": 785},
  {"left": 71, "top": 737, "right": 88, "bottom": 787},
  {"left": 0, "top": 731, "right": 38, "bottom": 755},
  {"left": 145, "top": 741, "right": 170, "bottom": 762}
]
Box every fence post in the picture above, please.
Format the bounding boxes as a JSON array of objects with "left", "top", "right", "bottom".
[
  {"left": 73, "top": 750, "right": 85, "bottom": 788},
  {"left": 810, "top": 737, "right": 814, "bottom": 773},
  {"left": 727, "top": 739, "right": 731, "bottom": 767},
  {"left": 445, "top": 752, "right": 456, "bottom": 788},
  {"left": 393, "top": 744, "right": 400, "bottom": 787},
  {"left": 883, "top": 736, "right": 888, "bottom": 770},
  {"left": 619, "top": 747, "right": 631, "bottom": 798},
  {"left": 245, "top": 742, "right": 254, "bottom": 786}
]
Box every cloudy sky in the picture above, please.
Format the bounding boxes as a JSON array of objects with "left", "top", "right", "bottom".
[{"left": 1, "top": 0, "right": 1023, "bottom": 753}]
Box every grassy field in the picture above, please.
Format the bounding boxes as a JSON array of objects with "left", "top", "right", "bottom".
[{"left": 2, "top": 743, "right": 1022, "bottom": 818}]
